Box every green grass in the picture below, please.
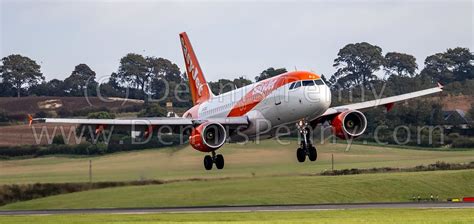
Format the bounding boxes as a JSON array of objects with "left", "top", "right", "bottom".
[
  {"left": 1, "top": 139, "right": 473, "bottom": 211},
  {"left": 2, "top": 170, "right": 473, "bottom": 210},
  {"left": 1, "top": 209, "right": 473, "bottom": 224},
  {"left": 1, "top": 140, "right": 473, "bottom": 184}
]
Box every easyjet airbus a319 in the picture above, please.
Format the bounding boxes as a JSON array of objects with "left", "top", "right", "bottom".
[{"left": 32, "top": 32, "right": 443, "bottom": 170}]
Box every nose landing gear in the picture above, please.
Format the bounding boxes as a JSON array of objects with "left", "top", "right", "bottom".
[
  {"left": 203, "top": 151, "right": 225, "bottom": 170},
  {"left": 296, "top": 121, "right": 318, "bottom": 163}
]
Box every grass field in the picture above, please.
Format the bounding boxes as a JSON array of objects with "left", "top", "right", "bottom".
[
  {"left": 2, "top": 170, "right": 473, "bottom": 210},
  {"left": 1, "top": 139, "right": 473, "bottom": 211},
  {"left": 1, "top": 140, "right": 474, "bottom": 184},
  {"left": 1, "top": 209, "right": 473, "bottom": 224}
]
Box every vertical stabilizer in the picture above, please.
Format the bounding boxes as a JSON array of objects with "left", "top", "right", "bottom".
[{"left": 179, "top": 32, "right": 213, "bottom": 105}]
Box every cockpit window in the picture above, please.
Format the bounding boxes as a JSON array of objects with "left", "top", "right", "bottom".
[
  {"left": 289, "top": 81, "right": 301, "bottom": 90},
  {"left": 302, "top": 80, "right": 315, "bottom": 86},
  {"left": 293, "top": 81, "right": 301, "bottom": 89},
  {"left": 289, "top": 82, "right": 296, "bottom": 89},
  {"left": 314, "top": 79, "right": 325, "bottom": 85}
]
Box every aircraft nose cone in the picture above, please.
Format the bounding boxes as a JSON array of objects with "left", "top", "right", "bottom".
[
  {"left": 303, "top": 84, "right": 331, "bottom": 119},
  {"left": 304, "top": 85, "right": 330, "bottom": 105}
]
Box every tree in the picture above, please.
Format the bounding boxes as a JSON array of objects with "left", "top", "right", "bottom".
[
  {"left": 445, "top": 47, "right": 473, "bottom": 81},
  {"left": 384, "top": 52, "right": 418, "bottom": 77},
  {"left": 64, "top": 64, "right": 97, "bottom": 96},
  {"left": 209, "top": 76, "right": 253, "bottom": 95},
  {"left": 0, "top": 54, "right": 44, "bottom": 97},
  {"left": 421, "top": 53, "right": 455, "bottom": 83},
  {"left": 47, "top": 79, "right": 67, "bottom": 96},
  {"left": 233, "top": 76, "right": 253, "bottom": 88},
  {"left": 115, "top": 54, "right": 182, "bottom": 103},
  {"left": 116, "top": 53, "right": 149, "bottom": 99},
  {"left": 209, "top": 79, "right": 234, "bottom": 95},
  {"left": 152, "top": 57, "right": 181, "bottom": 82},
  {"left": 320, "top": 74, "right": 330, "bottom": 86},
  {"left": 255, "top": 67, "right": 287, "bottom": 82},
  {"left": 0, "top": 82, "right": 14, "bottom": 97},
  {"left": 150, "top": 58, "right": 183, "bottom": 102},
  {"left": 332, "top": 42, "right": 384, "bottom": 88},
  {"left": 421, "top": 47, "right": 473, "bottom": 84},
  {"left": 29, "top": 79, "right": 66, "bottom": 96}
]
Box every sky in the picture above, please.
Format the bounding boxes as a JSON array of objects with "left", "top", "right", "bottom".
[{"left": 1, "top": 0, "right": 473, "bottom": 83}]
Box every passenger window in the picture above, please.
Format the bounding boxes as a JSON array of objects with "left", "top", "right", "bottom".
[
  {"left": 302, "top": 80, "right": 315, "bottom": 86},
  {"left": 314, "top": 79, "right": 324, "bottom": 85}
]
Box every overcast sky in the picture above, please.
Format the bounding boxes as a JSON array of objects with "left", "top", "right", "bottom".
[{"left": 1, "top": 0, "right": 472, "bottom": 83}]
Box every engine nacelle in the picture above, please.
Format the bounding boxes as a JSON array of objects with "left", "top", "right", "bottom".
[
  {"left": 331, "top": 110, "right": 367, "bottom": 139},
  {"left": 189, "top": 122, "right": 227, "bottom": 152}
]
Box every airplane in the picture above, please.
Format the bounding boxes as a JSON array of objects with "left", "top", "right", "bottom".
[{"left": 31, "top": 32, "right": 443, "bottom": 170}]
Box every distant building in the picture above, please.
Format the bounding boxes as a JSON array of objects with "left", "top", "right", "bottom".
[
  {"left": 443, "top": 109, "right": 471, "bottom": 129},
  {"left": 166, "top": 101, "right": 179, "bottom": 118}
]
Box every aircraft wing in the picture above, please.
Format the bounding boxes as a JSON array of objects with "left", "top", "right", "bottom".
[
  {"left": 311, "top": 83, "right": 443, "bottom": 125},
  {"left": 30, "top": 116, "right": 249, "bottom": 132}
]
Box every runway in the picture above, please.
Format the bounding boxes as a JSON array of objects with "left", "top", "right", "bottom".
[{"left": 1, "top": 202, "right": 473, "bottom": 215}]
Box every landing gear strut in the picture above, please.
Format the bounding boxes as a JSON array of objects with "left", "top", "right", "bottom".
[
  {"left": 296, "top": 121, "right": 317, "bottom": 163},
  {"left": 203, "top": 151, "right": 225, "bottom": 170}
]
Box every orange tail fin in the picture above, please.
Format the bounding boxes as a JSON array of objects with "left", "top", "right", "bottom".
[{"left": 179, "top": 32, "right": 213, "bottom": 105}]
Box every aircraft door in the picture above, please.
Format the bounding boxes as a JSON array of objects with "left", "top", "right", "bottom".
[{"left": 274, "top": 86, "right": 283, "bottom": 106}]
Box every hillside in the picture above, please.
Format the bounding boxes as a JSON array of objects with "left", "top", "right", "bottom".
[
  {"left": 0, "top": 96, "right": 143, "bottom": 117},
  {"left": 0, "top": 124, "right": 79, "bottom": 146},
  {"left": 439, "top": 95, "right": 474, "bottom": 112}
]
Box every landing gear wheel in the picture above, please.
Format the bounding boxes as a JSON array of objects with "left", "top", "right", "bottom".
[
  {"left": 215, "top": 154, "right": 225, "bottom": 169},
  {"left": 308, "top": 146, "right": 317, "bottom": 161},
  {"left": 296, "top": 147, "right": 306, "bottom": 162},
  {"left": 204, "top": 155, "right": 213, "bottom": 170}
]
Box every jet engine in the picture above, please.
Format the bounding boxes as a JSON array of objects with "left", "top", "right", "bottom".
[
  {"left": 189, "top": 122, "right": 227, "bottom": 152},
  {"left": 331, "top": 110, "right": 367, "bottom": 139}
]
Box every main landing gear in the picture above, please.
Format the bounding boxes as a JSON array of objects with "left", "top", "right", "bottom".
[
  {"left": 296, "top": 121, "right": 318, "bottom": 163},
  {"left": 203, "top": 151, "right": 224, "bottom": 170}
]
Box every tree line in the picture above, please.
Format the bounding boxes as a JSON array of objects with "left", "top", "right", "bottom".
[
  {"left": 1, "top": 44, "right": 472, "bottom": 105},
  {"left": 0, "top": 43, "right": 472, "bottom": 150}
]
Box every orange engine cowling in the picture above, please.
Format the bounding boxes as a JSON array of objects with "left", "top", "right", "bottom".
[
  {"left": 331, "top": 110, "right": 367, "bottom": 139},
  {"left": 189, "top": 122, "right": 227, "bottom": 152}
]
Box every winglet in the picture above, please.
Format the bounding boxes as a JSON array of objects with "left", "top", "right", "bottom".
[
  {"left": 28, "top": 114, "right": 33, "bottom": 126},
  {"left": 437, "top": 82, "right": 444, "bottom": 89}
]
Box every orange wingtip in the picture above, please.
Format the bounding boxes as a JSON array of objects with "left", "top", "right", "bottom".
[
  {"left": 28, "top": 114, "right": 33, "bottom": 126},
  {"left": 437, "top": 82, "right": 444, "bottom": 89}
]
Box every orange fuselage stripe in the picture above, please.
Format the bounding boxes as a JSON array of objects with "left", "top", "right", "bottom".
[{"left": 227, "top": 71, "right": 320, "bottom": 117}]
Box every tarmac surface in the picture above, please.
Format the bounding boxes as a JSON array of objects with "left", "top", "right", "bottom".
[{"left": 0, "top": 202, "right": 473, "bottom": 215}]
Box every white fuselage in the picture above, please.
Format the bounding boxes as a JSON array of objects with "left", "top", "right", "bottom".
[{"left": 183, "top": 73, "right": 332, "bottom": 141}]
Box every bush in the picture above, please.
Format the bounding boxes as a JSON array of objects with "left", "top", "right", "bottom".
[
  {"left": 117, "top": 104, "right": 143, "bottom": 113},
  {"left": 452, "top": 137, "right": 474, "bottom": 148},
  {"left": 87, "top": 111, "right": 115, "bottom": 119},
  {"left": 138, "top": 103, "right": 167, "bottom": 117},
  {"left": 57, "top": 108, "right": 72, "bottom": 117},
  {"left": 0, "top": 110, "right": 9, "bottom": 122},
  {"left": 321, "top": 161, "right": 474, "bottom": 176},
  {"left": 34, "top": 111, "right": 49, "bottom": 118},
  {"left": 0, "top": 180, "right": 164, "bottom": 206},
  {"left": 52, "top": 135, "right": 65, "bottom": 145}
]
